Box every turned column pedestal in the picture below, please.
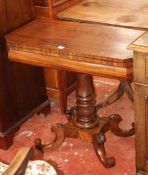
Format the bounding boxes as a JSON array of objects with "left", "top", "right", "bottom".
[{"left": 35, "top": 73, "right": 134, "bottom": 168}]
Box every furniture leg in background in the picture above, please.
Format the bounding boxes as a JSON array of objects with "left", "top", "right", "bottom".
[{"left": 44, "top": 68, "right": 77, "bottom": 113}]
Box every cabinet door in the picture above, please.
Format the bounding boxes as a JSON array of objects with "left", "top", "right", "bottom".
[{"left": 134, "top": 84, "right": 148, "bottom": 173}]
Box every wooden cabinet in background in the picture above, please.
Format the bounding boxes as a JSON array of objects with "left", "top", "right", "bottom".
[
  {"left": 133, "top": 52, "right": 148, "bottom": 175},
  {"left": 0, "top": 38, "right": 48, "bottom": 149},
  {"left": 129, "top": 33, "right": 148, "bottom": 175},
  {"left": 44, "top": 68, "right": 77, "bottom": 113},
  {"left": 0, "top": 0, "right": 48, "bottom": 149}
]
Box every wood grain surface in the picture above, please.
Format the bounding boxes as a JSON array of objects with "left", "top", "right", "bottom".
[
  {"left": 129, "top": 31, "right": 148, "bottom": 175},
  {"left": 6, "top": 19, "right": 144, "bottom": 64},
  {"left": 6, "top": 18, "right": 144, "bottom": 80},
  {"left": 58, "top": 0, "right": 148, "bottom": 29},
  {"left": 5, "top": 0, "right": 35, "bottom": 32}
]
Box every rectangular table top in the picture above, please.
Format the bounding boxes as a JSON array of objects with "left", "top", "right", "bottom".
[
  {"left": 58, "top": 0, "right": 148, "bottom": 29},
  {"left": 6, "top": 18, "right": 144, "bottom": 79}
]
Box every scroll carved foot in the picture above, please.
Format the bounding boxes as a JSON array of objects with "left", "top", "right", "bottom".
[
  {"left": 93, "top": 134, "right": 115, "bottom": 168},
  {"left": 34, "top": 123, "right": 65, "bottom": 152},
  {"left": 92, "top": 113, "right": 134, "bottom": 168},
  {"left": 109, "top": 114, "right": 135, "bottom": 137}
]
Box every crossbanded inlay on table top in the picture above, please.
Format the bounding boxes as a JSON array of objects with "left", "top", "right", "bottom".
[{"left": 6, "top": 19, "right": 144, "bottom": 67}]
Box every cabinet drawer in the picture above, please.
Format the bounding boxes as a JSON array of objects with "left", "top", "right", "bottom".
[{"left": 134, "top": 52, "right": 148, "bottom": 84}]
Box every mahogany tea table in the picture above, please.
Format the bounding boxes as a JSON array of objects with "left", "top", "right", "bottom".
[{"left": 6, "top": 18, "right": 144, "bottom": 168}]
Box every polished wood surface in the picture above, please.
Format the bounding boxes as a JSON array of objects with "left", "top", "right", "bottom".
[
  {"left": 0, "top": 0, "right": 34, "bottom": 34},
  {"left": 0, "top": 0, "right": 48, "bottom": 149},
  {"left": 4, "top": 0, "right": 35, "bottom": 33},
  {"left": 6, "top": 18, "right": 144, "bottom": 80},
  {"left": 58, "top": 0, "right": 148, "bottom": 29},
  {"left": 6, "top": 17, "right": 141, "bottom": 168},
  {"left": 0, "top": 0, "right": 7, "bottom": 34},
  {"left": 4, "top": 0, "right": 147, "bottom": 170},
  {"left": 129, "top": 32, "right": 148, "bottom": 175}
]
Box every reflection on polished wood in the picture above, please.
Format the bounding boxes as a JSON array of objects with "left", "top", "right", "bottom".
[
  {"left": 6, "top": 18, "right": 143, "bottom": 168},
  {"left": 58, "top": 0, "right": 148, "bottom": 29},
  {"left": 6, "top": 19, "right": 144, "bottom": 80}
]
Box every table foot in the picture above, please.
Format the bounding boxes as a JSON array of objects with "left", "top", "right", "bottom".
[
  {"left": 34, "top": 124, "right": 65, "bottom": 152},
  {"left": 34, "top": 113, "right": 134, "bottom": 168},
  {"left": 92, "top": 113, "right": 134, "bottom": 168},
  {"left": 93, "top": 134, "right": 115, "bottom": 168},
  {"left": 108, "top": 114, "right": 135, "bottom": 137}
]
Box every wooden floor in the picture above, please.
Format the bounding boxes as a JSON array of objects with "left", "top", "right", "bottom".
[{"left": 58, "top": 0, "right": 148, "bottom": 29}]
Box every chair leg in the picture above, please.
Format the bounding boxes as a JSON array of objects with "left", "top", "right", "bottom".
[
  {"left": 44, "top": 68, "right": 77, "bottom": 114},
  {"left": 59, "top": 91, "right": 67, "bottom": 113},
  {"left": 3, "top": 147, "right": 34, "bottom": 175},
  {"left": 96, "top": 80, "right": 133, "bottom": 110},
  {"left": 57, "top": 71, "right": 68, "bottom": 113}
]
